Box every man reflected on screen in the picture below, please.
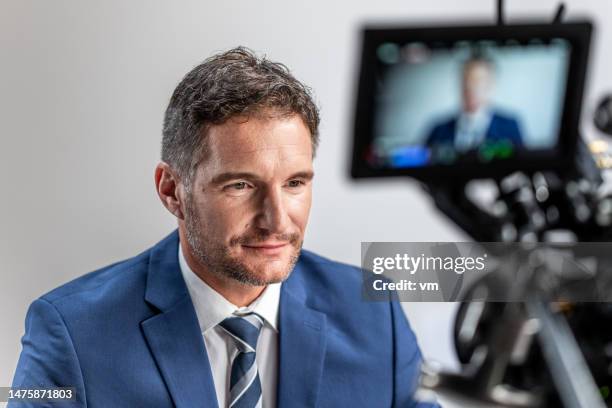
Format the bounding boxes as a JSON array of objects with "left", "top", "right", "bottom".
[{"left": 426, "top": 55, "right": 524, "bottom": 158}]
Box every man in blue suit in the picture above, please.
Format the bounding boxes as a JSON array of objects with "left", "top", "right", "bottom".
[
  {"left": 426, "top": 56, "right": 523, "bottom": 158},
  {"left": 10, "top": 48, "right": 435, "bottom": 407}
]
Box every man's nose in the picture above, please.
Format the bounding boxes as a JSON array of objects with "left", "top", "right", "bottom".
[{"left": 255, "top": 186, "right": 290, "bottom": 234}]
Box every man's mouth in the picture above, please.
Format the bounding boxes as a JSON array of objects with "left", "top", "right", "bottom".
[{"left": 241, "top": 242, "right": 289, "bottom": 255}]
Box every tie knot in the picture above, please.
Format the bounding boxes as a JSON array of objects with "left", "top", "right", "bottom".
[{"left": 219, "top": 313, "right": 264, "bottom": 352}]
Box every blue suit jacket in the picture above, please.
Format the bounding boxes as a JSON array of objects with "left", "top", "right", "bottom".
[
  {"left": 426, "top": 111, "right": 523, "bottom": 149},
  {"left": 10, "top": 231, "right": 433, "bottom": 407}
]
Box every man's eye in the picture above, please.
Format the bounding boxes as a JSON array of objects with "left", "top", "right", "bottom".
[
  {"left": 287, "top": 180, "right": 304, "bottom": 188},
  {"left": 228, "top": 182, "right": 249, "bottom": 190}
]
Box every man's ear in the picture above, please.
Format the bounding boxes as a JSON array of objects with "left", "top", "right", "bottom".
[{"left": 155, "top": 162, "right": 185, "bottom": 220}]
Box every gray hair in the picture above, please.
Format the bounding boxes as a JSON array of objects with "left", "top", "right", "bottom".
[{"left": 161, "top": 46, "right": 320, "bottom": 187}]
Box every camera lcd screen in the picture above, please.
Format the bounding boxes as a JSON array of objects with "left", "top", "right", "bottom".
[{"left": 351, "top": 23, "right": 592, "bottom": 180}]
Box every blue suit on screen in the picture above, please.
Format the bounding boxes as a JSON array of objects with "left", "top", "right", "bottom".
[{"left": 426, "top": 111, "right": 523, "bottom": 149}]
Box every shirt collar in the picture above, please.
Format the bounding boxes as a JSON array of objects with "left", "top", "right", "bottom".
[
  {"left": 178, "top": 243, "right": 280, "bottom": 333},
  {"left": 458, "top": 107, "right": 492, "bottom": 129}
]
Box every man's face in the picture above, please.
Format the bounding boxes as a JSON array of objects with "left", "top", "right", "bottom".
[
  {"left": 182, "top": 113, "right": 314, "bottom": 287},
  {"left": 462, "top": 62, "right": 494, "bottom": 113}
]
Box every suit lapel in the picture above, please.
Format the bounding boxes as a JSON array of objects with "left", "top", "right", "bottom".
[
  {"left": 277, "top": 263, "right": 328, "bottom": 408},
  {"left": 141, "top": 232, "right": 329, "bottom": 407},
  {"left": 141, "top": 231, "right": 219, "bottom": 408}
]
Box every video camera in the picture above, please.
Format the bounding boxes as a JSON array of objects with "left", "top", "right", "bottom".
[{"left": 351, "top": 3, "right": 612, "bottom": 407}]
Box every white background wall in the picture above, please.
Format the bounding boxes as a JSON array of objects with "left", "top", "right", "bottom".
[{"left": 2, "top": 0, "right": 611, "bottom": 402}]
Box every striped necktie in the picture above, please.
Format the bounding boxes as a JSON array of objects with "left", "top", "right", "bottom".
[{"left": 219, "top": 313, "right": 264, "bottom": 408}]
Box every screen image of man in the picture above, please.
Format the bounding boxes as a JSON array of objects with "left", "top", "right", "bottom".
[
  {"left": 425, "top": 55, "right": 524, "bottom": 156},
  {"left": 9, "top": 48, "right": 435, "bottom": 407}
]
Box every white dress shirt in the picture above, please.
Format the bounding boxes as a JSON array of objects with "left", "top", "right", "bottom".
[
  {"left": 178, "top": 244, "right": 280, "bottom": 408},
  {"left": 455, "top": 108, "right": 493, "bottom": 152}
]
